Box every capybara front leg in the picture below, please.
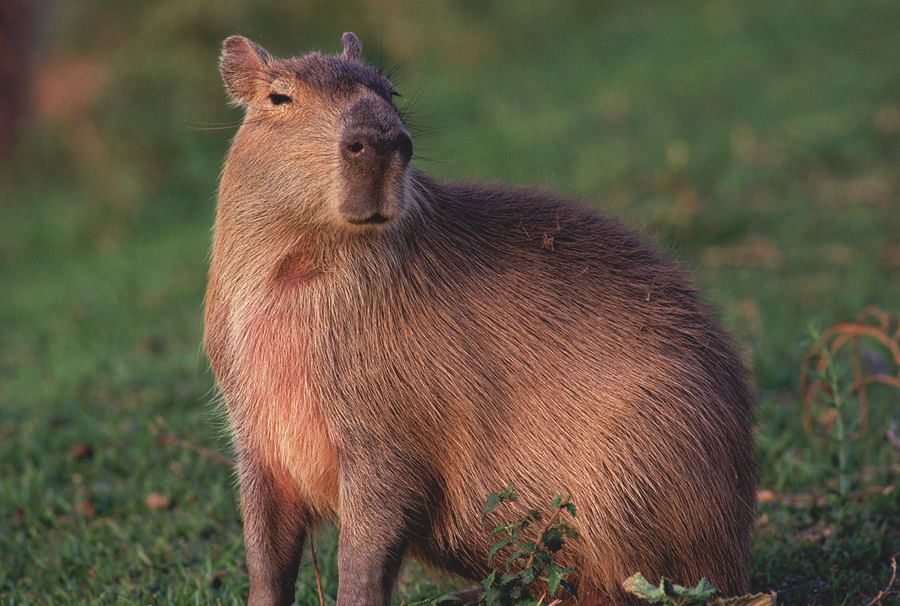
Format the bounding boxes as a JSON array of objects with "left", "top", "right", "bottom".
[
  {"left": 238, "top": 456, "right": 310, "bottom": 606},
  {"left": 334, "top": 520, "right": 406, "bottom": 606},
  {"left": 334, "top": 471, "right": 410, "bottom": 606}
]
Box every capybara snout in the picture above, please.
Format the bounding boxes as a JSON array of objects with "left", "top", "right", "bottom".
[{"left": 339, "top": 96, "right": 412, "bottom": 225}]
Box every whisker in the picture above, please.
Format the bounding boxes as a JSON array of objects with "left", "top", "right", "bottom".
[{"left": 182, "top": 123, "right": 241, "bottom": 131}]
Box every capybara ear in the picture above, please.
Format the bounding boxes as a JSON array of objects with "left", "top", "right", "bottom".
[
  {"left": 220, "top": 36, "right": 272, "bottom": 106},
  {"left": 341, "top": 32, "right": 362, "bottom": 62}
]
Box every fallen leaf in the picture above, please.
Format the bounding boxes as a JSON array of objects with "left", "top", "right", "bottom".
[
  {"left": 145, "top": 491, "right": 172, "bottom": 511},
  {"left": 756, "top": 489, "right": 777, "bottom": 504}
]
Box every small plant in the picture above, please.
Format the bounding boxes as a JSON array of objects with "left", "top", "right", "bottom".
[
  {"left": 479, "top": 483, "right": 579, "bottom": 605},
  {"left": 623, "top": 573, "right": 776, "bottom": 606},
  {"left": 806, "top": 323, "right": 852, "bottom": 498},
  {"left": 623, "top": 574, "right": 716, "bottom": 606},
  {"left": 800, "top": 307, "right": 900, "bottom": 499}
]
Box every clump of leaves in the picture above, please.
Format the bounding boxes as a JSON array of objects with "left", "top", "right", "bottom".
[
  {"left": 479, "top": 483, "right": 579, "bottom": 605},
  {"left": 623, "top": 573, "right": 776, "bottom": 606}
]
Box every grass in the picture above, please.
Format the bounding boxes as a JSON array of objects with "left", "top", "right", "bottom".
[{"left": 1, "top": 1, "right": 898, "bottom": 604}]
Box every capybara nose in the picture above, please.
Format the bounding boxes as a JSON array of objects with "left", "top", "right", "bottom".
[{"left": 341, "top": 130, "right": 412, "bottom": 165}]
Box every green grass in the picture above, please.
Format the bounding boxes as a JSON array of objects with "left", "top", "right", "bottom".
[{"left": 2, "top": 1, "right": 899, "bottom": 604}]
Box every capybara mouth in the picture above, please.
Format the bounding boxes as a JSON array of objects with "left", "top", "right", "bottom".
[{"left": 346, "top": 212, "right": 390, "bottom": 225}]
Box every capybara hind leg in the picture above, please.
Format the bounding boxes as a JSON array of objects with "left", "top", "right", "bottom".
[{"left": 238, "top": 456, "right": 310, "bottom": 606}]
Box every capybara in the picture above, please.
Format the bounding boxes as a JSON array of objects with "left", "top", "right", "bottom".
[{"left": 204, "top": 32, "right": 756, "bottom": 606}]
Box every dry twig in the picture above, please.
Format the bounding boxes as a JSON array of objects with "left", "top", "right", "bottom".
[
  {"left": 865, "top": 553, "right": 898, "bottom": 606},
  {"left": 310, "top": 537, "right": 327, "bottom": 606}
]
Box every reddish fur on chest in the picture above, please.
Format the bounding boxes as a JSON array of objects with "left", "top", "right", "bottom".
[{"left": 216, "top": 266, "right": 339, "bottom": 516}]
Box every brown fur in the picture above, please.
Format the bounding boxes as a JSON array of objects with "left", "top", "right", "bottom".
[{"left": 205, "top": 33, "right": 756, "bottom": 606}]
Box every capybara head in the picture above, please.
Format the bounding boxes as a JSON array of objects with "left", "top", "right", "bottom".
[{"left": 219, "top": 32, "right": 413, "bottom": 229}]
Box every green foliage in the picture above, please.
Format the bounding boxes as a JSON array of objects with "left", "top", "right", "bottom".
[
  {"left": 623, "top": 574, "right": 777, "bottom": 606},
  {"left": 480, "top": 485, "right": 578, "bottom": 606},
  {"left": 482, "top": 483, "right": 519, "bottom": 520},
  {"left": 623, "top": 574, "right": 717, "bottom": 606}
]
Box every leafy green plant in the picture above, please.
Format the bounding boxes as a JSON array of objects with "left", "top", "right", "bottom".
[
  {"left": 623, "top": 574, "right": 717, "bottom": 606},
  {"left": 623, "top": 573, "right": 776, "bottom": 606},
  {"left": 479, "top": 484, "right": 579, "bottom": 605}
]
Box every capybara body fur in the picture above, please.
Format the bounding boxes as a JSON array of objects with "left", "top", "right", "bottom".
[{"left": 205, "top": 33, "right": 756, "bottom": 606}]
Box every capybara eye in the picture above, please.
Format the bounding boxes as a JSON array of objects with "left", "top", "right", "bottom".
[{"left": 269, "top": 93, "right": 292, "bottom": 106}]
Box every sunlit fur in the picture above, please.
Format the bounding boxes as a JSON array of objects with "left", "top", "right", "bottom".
[{"left": 205, "top": 34, "right": 756, "bottom": 606}]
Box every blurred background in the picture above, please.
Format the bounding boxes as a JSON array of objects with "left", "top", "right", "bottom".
[{"left": 1, "top": 1, "right": 898, "bottom": 604}]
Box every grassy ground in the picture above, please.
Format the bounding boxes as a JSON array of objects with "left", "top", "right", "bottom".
[{"left": 1, "top": 1, "right": 898, "bottom": 604}]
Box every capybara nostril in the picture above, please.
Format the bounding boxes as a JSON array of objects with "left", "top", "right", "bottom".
[
  {"left": 395, "top": 132, "right": 413, "bottom": 163},
  {"left": 342, "top": 130, "right": 410, "bottom": 162},
  {"left": 342, "top": 133, "right": 372, "bottom": 160}
]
